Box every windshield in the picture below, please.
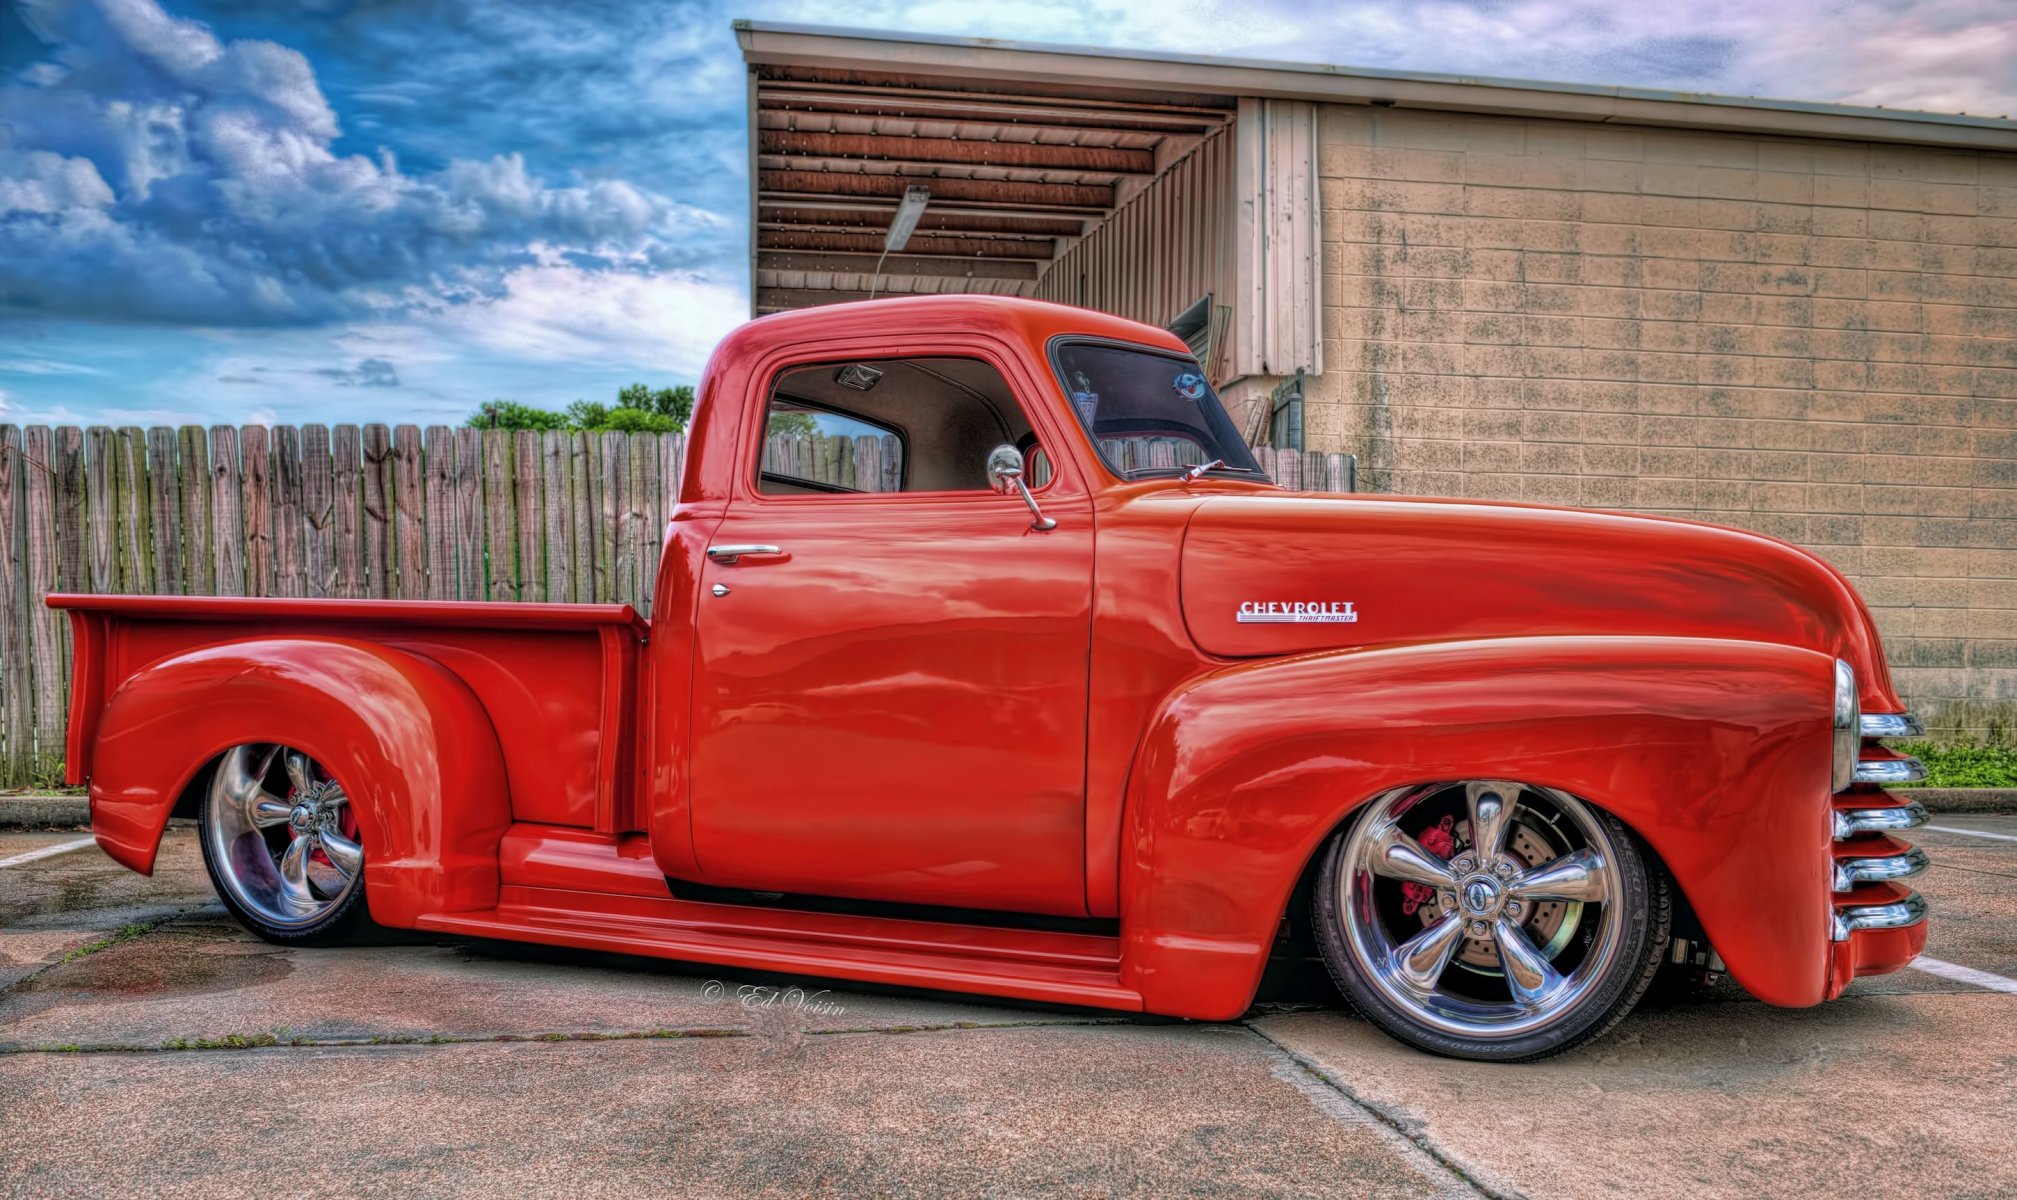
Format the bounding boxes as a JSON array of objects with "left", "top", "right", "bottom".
[{"left": 1051, "top": 341, "right": 1263, "bottom": 479}]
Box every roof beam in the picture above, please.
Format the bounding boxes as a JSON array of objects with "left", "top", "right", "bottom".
[
  {"left": 758, "top": 251, "right": 1041, "bottom": 281},
  {"left": 760, "top": 229, "right": 1056, "bottom": 259},
  {"left": 759, "top": 130, "right": 1156, "bottom": 173},
  {"left": 758, "top": 86, "right": 1223, "bottom": 134},
  {"left": 759, "top": 202, "right": 1086, "bottom": 237},
  {"left": 759, "top": 170, "right": 1113, "bottom": 210}
]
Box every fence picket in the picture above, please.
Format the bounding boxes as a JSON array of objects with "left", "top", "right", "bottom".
[
  {"left": 543, "top": 431, "right": 572, "bottom": 603},
  {"left": 85, "top": 427, "right": 117, "bottom": 593},
  {"left": 54, "top": 427, "right": 84, "bottom": 595},
  {"left": 300, "top": 425, "right": 333, "bottom": 599},
  {"left": 273, "top": 426, "right": 305, "bottom": 598},
  {"left": 116, "top": 427, "right": 150, "bottom": 594},
  {"left": 483, "top": 429, "right": 514, "bottom": 600},
  {"left": 424, "top": 426, "right": 454, "bottom": 601},
  {"left": 210, "top": 426, "right": 245, "bottom": 597},
  {"left": 571, "top": 432, "right": 595, "bottom": 605},
  {"left": 145, "top": 427, "right": 180, "bottom": 595},
  {"left": 393, "top": 425, "right": 425, "bottom": 601},
  {"left": 23, "top": 427, "right": 64, "bottom": 780},
  {"left": 241, "top": 424, "right": 273, "bottom": 597},
  {"left": 0, "top": 427, "right": 27, "bottom": 784},
  {"left": 453, "top": 428, "right": 483, "bottom": 601},
  {"left": 362, "top": 424, "right": 392, "bottom": 599},
  {"left": 178, "top": 426, "right": 213, "bottom": 596},
  {"left": 331, "top": 425, "right": 363, "bottom": 600},
  {"left": 514, "top": 431, "right": 543, "bottom": 604}
]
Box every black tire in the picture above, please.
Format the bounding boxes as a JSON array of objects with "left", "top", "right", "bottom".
[{"left": 1313, "top": 788, "right": 1670, "bottom": 1063}]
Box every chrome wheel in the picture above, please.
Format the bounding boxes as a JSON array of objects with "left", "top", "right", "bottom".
[
  {"left": 1333, "top": 781, "right": 1629, "bottom": 1042},
  {"left": 202, "top": 743, "right": 363, "bottom": 930}
]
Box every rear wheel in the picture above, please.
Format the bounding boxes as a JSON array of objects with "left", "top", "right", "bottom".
[
  {"left": 198, "top": 743, "right": 371, "bottom": 945},
  {"left": 1314, "top": 780, "right": 1668, "bottom": 1062}
]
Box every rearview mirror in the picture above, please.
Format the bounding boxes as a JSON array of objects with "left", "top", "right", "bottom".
[
  {"left": 985, "top": 443, "right": 1055, "bottom": 532},
  {"left": 986, "top": 444, "right": 1024, "bottom": 494}
]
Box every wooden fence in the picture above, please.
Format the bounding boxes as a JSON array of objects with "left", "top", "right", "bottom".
[{"left": 0, "top": 424, "right": 1351, "bottom": 784}]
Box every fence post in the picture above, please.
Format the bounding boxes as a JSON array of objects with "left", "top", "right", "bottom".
[{"left": 0, "top": 426, "right": 26, "bottom": 785}]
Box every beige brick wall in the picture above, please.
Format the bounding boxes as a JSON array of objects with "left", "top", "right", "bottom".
[{"left": 1305, "top": 105, "right": 2017, "bottom": 739}]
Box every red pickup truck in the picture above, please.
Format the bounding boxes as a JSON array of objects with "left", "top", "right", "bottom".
[{"left": 53, "top": 295, "right": 1931, "bottom": 1061}]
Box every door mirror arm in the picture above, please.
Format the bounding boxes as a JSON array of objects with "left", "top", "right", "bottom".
[{"left": 986, "top": 444, "right": 1057, "bottom": 531}]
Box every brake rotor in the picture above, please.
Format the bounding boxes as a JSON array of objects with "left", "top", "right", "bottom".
[{"left": 1418, "top": 819, "right": 1581, "bottom": 974}]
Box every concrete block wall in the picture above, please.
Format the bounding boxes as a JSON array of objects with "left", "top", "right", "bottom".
[{"left": 1306, "top": 105, "right": 2017, "bottom": 740}]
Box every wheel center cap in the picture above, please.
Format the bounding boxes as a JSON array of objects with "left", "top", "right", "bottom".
[
  {"left": 1461, "top": 877, "right": 1501, "bottom": 916},
  {"left": 288, "top": 803, "right": 316, "bottom": 833}
]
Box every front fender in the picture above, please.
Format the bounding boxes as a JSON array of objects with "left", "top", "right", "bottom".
[
  {"left": 1120, "top": 636, "right": 1835, "bottom": 1019},
  {"left": 88, "top": 637, "right": 510, "bottom": 927}
]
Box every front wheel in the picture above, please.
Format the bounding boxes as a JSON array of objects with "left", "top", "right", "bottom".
[
  {"left": 198, "top": 743, "right": 372, "bottom": 945},
  {"left": 1314, "top": 781, "right": 1668, "bottom": 1062}
]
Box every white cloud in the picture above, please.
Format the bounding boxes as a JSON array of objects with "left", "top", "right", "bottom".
[{"left": 1, "top": 0, "right": 717, "bottom": 324}]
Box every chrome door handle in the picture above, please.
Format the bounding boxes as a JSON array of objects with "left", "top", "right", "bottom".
[{"left": 707, "top": 544, "right": 784, "bottom": 564}]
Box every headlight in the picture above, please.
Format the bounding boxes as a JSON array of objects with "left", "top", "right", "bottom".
[{"left": 1832, "top": 659, "right": 1859, "bottom": 793}]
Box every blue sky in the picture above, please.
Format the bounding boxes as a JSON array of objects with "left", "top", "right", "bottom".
[{"left": 1, "top": 0, "right": 2013, "bottom": 427}]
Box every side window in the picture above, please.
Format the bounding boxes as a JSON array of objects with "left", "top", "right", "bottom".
[
  {"left": 756, "top": 357, "right": 1045, "bottom": 496},
  {"left": 759, "top": 400, "right": 904, "bottom": 494}
]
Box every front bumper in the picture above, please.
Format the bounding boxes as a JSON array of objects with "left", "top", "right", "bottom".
[{"left": 1827, "top": 712, "right": 1931, "bottom": 994}]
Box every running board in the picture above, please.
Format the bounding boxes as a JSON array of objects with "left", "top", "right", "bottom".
[{"left": 416, "top": 885, "right": 1141, "bottom": 1013}]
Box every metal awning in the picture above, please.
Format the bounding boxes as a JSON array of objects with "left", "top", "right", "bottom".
[{"left": 741, "top": 56, "right": 1233, "bottom": 314}]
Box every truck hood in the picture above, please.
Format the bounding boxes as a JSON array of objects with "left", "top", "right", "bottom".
[{"left": 1179, "top": 494, "right": 1901, "bottom": 712}]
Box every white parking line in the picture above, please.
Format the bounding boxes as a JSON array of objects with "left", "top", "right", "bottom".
[
  {"left": 1910, "top": 956, "right": 2017, "bottom": 995},
  {"left": 1923, "top": 824, "right": 2017, "bottom": 843},
  {"left": 0, "top": 836, "right": 100, "bottom": 870}
]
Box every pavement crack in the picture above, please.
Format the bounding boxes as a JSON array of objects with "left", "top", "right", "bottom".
[
  {"left": 0, "top": 904, "right": 199, "bottom": 1000},
  {"left": 0, "top": 1027, "right": 750, "bottom": 1056},
  {"left": 803, "top": 1017, "right": 1140, "bottom": 1038},
  {"left": 1243, "top": 1022, "right": 1513, "bottom": 1200}
]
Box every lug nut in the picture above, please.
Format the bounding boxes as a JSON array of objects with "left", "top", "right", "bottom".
[
  {"left": 1468, "top": 920, "right": 1489, "bottom": 937},
  {"left": 1495, "top": 862, "right": 1513, "bottom": 878}
]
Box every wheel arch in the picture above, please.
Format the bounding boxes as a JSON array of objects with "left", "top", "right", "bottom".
[
  {"left": 1117, "top": 635, "right": 1838, "bottom": 1020},
  {"left": 87, "top": 636, "right": 511, "bottom": 927}
]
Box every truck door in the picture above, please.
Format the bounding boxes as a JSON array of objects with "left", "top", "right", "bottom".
[{"left": 686, "top": 349, "right": 1094, "bottom": 917}]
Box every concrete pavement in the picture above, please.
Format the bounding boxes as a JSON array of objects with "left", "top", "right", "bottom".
[{"left": 3, "top": 820, "right": 2014, "bottom": 1198}]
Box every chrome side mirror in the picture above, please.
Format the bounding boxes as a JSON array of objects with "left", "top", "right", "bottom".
[{"left": 986, "top": 444, "right": 1056, "bottom": 531}]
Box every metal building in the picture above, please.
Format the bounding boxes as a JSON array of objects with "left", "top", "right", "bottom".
[{"left": 738, "top": 22, "right": 2017, "bottom": 741}]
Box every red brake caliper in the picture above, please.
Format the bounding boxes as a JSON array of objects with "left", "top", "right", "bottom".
[{"left": 1400, "top": 815, "right": 1458, "bottom": 916}]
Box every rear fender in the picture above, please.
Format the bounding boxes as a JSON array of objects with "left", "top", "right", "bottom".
[
  {"left": 1120, "top": 636, "right": 1835, "bottom": 1019},
  {"left": 87, "top": 637, "right": 510, "bottom": 927}
]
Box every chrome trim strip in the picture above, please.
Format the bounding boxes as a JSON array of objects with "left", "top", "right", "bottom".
[
  {"left": 1834, "top": 801, "right": 1930, "bottom": 840},
  {"left": 1831, "top": 891, "right": 1929, "bottom": 942},
  {"left": 1833, "top": 846, "right": 1931, "bottom": 892},
  {"left": 1853, "top": 756, "right": 1929, "bottom": 785},
  {"left": 1860, "top": 713, "right": 1925, "bottom": 739}
]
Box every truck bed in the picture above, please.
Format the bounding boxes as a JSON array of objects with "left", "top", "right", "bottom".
[{"left": 51, "top": 595, "right": 649, "bottom": 833}]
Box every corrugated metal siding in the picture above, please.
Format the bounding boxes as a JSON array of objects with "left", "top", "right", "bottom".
[{"left": 1033, "top": 126, "right": 1237, "bottom": 377}]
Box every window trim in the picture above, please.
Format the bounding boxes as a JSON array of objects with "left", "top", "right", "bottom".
[{"left": 745, "top": 351, "right": 1064, "bottom": 504}]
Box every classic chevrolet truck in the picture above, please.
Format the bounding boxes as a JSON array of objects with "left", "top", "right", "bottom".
[{"left": 52, "top": 295, "right": 1932, "bottom": 1061}]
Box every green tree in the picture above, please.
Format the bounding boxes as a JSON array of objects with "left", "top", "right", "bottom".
[
  {"left": 766, "top": 410, "right": 816, "bottom": 438},
  {"left": 465, "top": 382, "right": 696, "bottom": 433},
  {"left": 467, "top": 400, "right": 570, "bottom": 432}
]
